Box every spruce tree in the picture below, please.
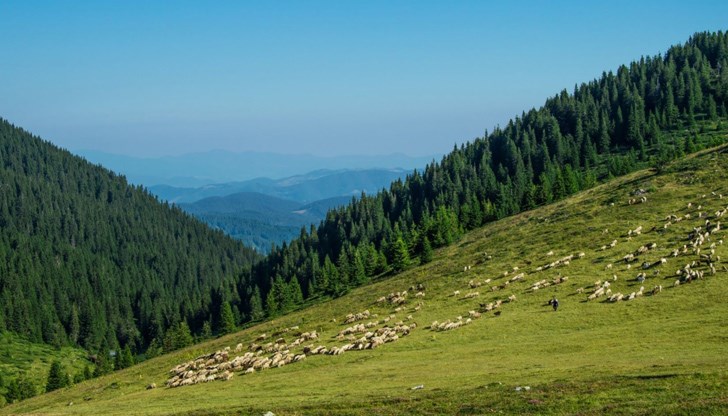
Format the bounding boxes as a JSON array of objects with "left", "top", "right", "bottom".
[
  {"left": 46, "top": 360, "right": 67, "bottom": 392},
  {"left": 83, "top": 365, "right": 93, "bottom": 381},
  {"left": 420, "top": 236, "right": 433, "bottom": 265},
  {"left": 391, "top": 236, "right": 410, "bottom": 273},
  {"left": 352, "top": 250, "right": 367, "bottom": 284},
  {"left": 17, "top": 377, "right": 37, "bottom": 400},
  {"left": 219, "top": 302, "right": 236, "bottom": 335},
  {"left": 5, "top": 379, "right": 19, "bottom": 403},
  {"left": 73, "top": 372, "right": 86, "bottom": 384},
  {"left": 249, "top": 285, "right": 264, "bottom": 321},
  {"left": 94, "top": 350, "right": 113, "bottom": 376},
  {"left": 265, "top": 289, "right": 278, "bottom": 316},
  {"left": 200, "top": 320, "right": 212, "bottom": 339},
  {"left": 120, "top": 345, "right": 134, "bottom": 369},
  {"left": 69, "top": 304, "right": 80, "bottom": 346}
]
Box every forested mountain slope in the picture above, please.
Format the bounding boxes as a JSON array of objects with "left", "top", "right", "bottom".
[
  {"left": 2, "top": 31, "right": 728, "bottom": 369},
  {"left": 0, "top": 120, "right": 260, "bottom": 354},
  {"left": 7, "top": 140, "right": 728, "bottom": 415},
  {"left": 179, "top": 193, "right": 351, "bottom": 253},
  {"left": 243, "top": 31, "right": 728, "bottom": 320}
]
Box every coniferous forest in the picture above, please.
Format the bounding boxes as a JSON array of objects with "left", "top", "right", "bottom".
[
  {"left": 248, "top": 31, "right": 728, "bottom": 315},
  {"left": 0, "top": 121, "right": 260, "bottom": 355},
  {"left": 1, "top": 31, "right": 728, "bottom": 361}
]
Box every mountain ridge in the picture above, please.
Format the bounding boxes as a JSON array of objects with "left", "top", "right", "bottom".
[
  {"left": 2, "top": 30, "right": 728, "bottom": 409},
  {"left": 77, "top": 149, "right": 435, "bottom": 187},
  {"left": 178, "top": 192, "right": 351, "bottom": 253},
  {"left": 6, "top": 141, "right": 728, "bottom": 415},
  {"left": 149, "top": 168, "right": 411, "bottom": 204}
]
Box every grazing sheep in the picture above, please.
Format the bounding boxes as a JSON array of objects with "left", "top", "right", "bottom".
[
  {"left": 509, "top": 273, "right": 525, "bottom": 283},
  {"left": 608, "top": 293, "right": 624, "bottom": 302}
]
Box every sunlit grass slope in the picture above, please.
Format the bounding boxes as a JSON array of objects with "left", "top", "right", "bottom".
[
  {"left": 0, "top": 332, "right": 91, "bottom": 400},
  {"left": 5, "top": 146, "right": 728, "bottom": 415}
]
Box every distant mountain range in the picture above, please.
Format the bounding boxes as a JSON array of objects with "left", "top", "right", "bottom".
[
  {"left": 76, "top": 149, "right": 425, "bottom": 252},
  {"left": 76, "top": 151, "right": 427, "bottom": 251},
  {"left": 149, "top": 168, "right": 412, "bottom": 204},
  {"left": 168, "top": 167, "right": 413, "bottom": 252},
  {"left": 77, "top": 149, "right": 435, "bottom": 187},
  {"left": 179, "top": 192, "right": 352, "bottom": 253}
]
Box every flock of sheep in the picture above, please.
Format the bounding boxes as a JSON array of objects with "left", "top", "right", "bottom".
[
  {"left": 166, "top": 289, "right": 423, "bottom": 388},
  {"left": 164, "top": 181, "right": 725, "bottom": 389},
  {"left": 578, "top": 192, "right": 725, "bottom": 306}
]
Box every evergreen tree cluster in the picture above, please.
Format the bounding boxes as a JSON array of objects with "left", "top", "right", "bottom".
[
  {"left": 1, "top": 31, "right": 727, "bottom": 363},
  {"left": 247, "top": 31, "right": 728, "bottom": 315},
  {"left": 0, "top": 120, "right": 261, "bottom": 355}
]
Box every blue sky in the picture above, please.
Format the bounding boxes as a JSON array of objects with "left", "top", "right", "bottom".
[{"left": 1, "top": 1, "right": 727, "bottom": 157}]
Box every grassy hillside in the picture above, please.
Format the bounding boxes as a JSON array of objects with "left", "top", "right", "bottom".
[
  {"left": 5, "top": 146, "right": 728, "bottom": 414},
  {"left": 0, "top": 332, "right": 91, "bottom": 404}
]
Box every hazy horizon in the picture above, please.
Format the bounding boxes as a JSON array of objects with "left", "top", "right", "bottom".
[{"left": 2, "top": 1, "right": 728, "bottom": 158}]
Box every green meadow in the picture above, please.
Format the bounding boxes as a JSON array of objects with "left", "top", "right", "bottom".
[{"left": 4, "top": 146, "right": 728, "bottom": 415}]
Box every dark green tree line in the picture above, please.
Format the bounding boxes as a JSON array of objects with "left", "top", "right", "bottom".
[{"left": 246, "top": 31, "right": 728, "bottom": 317}]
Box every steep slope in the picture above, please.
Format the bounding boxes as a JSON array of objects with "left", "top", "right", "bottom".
[
  {"left": 6, "top": 145, "right": 728, "bottom": 415},
  {"left": 0, "top": 119, "right": 260, "bottom": 355},
  {"left": 0, "top": 332, "right": 90, "bottom": 405},
  {"left": 246, "top": 31, "right": 728, "bottom": 321},
  {"left": 3, "top": 31, "right": 728, "bottom": 411}
]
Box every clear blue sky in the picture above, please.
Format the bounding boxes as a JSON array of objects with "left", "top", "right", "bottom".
[{"left": 1, "top": 1, "right": 727, "bottom": 157}]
